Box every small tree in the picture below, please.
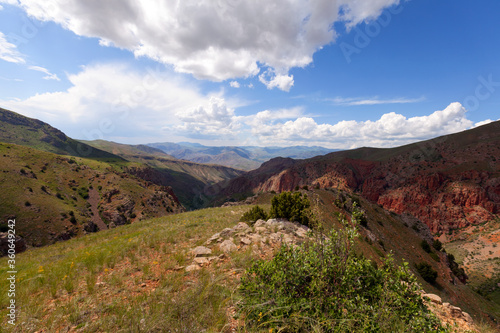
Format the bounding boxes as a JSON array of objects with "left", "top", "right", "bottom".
[
  {"left": 415, "top": 262, "right": 438, "bottom": 284},
  {"left": 269, "top": 191, "right": 311, "bottom": 227},
  {"left": 432, "top": 239, "right": 443, "bottom": 251},
  {"left": 421, "top": 240, "right": 431, "bottom": 253},
  {"left": 241, "top": 206, "right": 268, "bottom": 223}
]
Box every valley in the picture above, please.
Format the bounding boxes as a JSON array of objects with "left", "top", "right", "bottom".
[{"left": 0, "top": 108, "right": 499, "bottom": 331}]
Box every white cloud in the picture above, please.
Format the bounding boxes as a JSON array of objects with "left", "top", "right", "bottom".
[
  {"left": 229, "top": 81, "right": 240, "bottom": 88},
  {"left": 330, "top": 96, "right": 425, "bottom": 106},
  {"left": 0, "top": 63, "right": 223, "bottom": 142},
  {"left": 6, "top": 0, "right": 400, "bottom": 90},
  {"left": 28, "top": 65, "right": 60, "bottom": 81},
  {"left": 0, "top": 31, "right": 25, "bottom": 63},
  {"left": 174, "top": 97, "right": 240, "bottom": 139},
  {"left": 259, "top": 70, "right": 295, "bottom": 92},
  {"left": 250, "top": 102, "right": 477, "bottom": 148},
  {"left": 473, "top": 119, "right": 500, "bottom": 128}
]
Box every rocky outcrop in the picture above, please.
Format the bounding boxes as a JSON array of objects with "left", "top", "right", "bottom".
[
  {"left": 183, "top": 219, "right": 311, "bottom": 272},
  {"left": 422, "top": 293, "right": 478, "bottom": 332}
]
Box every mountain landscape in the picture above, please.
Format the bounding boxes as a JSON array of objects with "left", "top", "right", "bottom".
[
  {"left": 148, "top": 141, "right": 337, "bottom": 171},
  {"left": 211, "top": 121, "right": 500, "bottom": 234},
  {"left": 0, "top": 108, "right": 499, "bottom": 331},
  {"left": 209, "top": 120, "right": 500, "bottom": 308}
]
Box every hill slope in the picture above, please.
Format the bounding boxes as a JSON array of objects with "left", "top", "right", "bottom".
[
  {"left": 0, "top": 143, "right": 184, "bottom": 247},
  {"left": 84, "top": 140, "right": 245, "bottom": 209},
  {"left": 0, "top": 107, "right": 121, "bottom": 160},
  {"left": 1, "top": 190, "right": 498, "bottom": 331}
]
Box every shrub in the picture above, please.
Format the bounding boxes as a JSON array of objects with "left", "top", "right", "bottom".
[
  {"left": 430, "top": 252, "right": 441, "bottom": 262},
  {"left": 239, "top": 218, "right": 445, "bottom": 332},
  {"left": 415, "top": 262, "right": 438, "bottom": 284},
  {"left": 421, "top": 240, "right": 431, "bottom": 253},
  {"left": 432, "top": 239, "right": 443, "bottom": 251},
  {"left": 78, "top": 187, "right": 89, "bottom": 199},
  {"left": 241, "top": 206, "right": 268, "bottom": 223},
  {"left": 269, "top": 192, "right": 311, "bottom": 227},
  {"left": 352, "top": 204, "right": 367, "bottom": 227},
  {"left": 447, "top": 254, "right": 468, "bottom": 283}
]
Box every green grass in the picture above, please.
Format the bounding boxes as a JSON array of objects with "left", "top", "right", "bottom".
[
  {"left": 0, "top": 205, "right": 252, "bottom": 331},
  {"left": 0, "top": 142, "right": 183, "bottom": 247}
]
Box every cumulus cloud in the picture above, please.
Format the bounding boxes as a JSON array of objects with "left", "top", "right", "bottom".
[
  {"left": 0, "top": 31, "right": 25, "bottom": 63},
  {"left": 0, "top": 63, "right": 222, "bottom": 142},
  {"left": 229, "top": 81, "right": 240, "bottom": 88},
  {"left": 174, "top": 97, "right": 240, "bottom": 139},
  {"left": 259, "top": 70, "right": 295, "bottom": 92},
  {"left": 4, "top": 0, "right": 400, "bottom": 90},
  {"left": 28, "top": 65, "right": 60, "bottom": 80},
  {"left": 250, "top": 102, "right": 476, "bottom": 148}
]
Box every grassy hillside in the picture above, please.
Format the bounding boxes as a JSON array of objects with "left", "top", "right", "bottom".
[
  {"left": 0, "top": 143, "right": 184, "bottom": 247},
  {"left": 0, "top": 108, "right": 121, "bottom": 160},
  {"left": 1, "top": 190, "right": 498, "bottom": 331},
  {"left": 84, "top": 140, "right": 245, "bottom": 209}
]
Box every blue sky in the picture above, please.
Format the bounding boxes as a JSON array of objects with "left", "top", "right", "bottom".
[{"left": 0, "top": 0, "right": 499, "bottom": 149}]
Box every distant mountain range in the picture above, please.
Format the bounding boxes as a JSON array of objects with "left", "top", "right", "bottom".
[{"left": 147, "top": 142, "right": 338, "bottom": 170}]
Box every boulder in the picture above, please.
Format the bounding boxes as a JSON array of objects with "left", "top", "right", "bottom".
[
  {"left": 206, "top": 232, "right": 221, "bottom": 245},
  {"left": 193, "top": 257, "right": 209, "bottom": 266},
  {"left": 220, "top": 228, "right": 235, "bottom": 238},
  {"left": 234, "top": 222, "right": 250, "bottom": 231},
  {"left": 185, "top": 264, "right": 201, "bottom": 272},
  {"left": 240, "top": 237, "right": 252, "bottom": 245},
  {"left": 254, "top": 219, "right": 266, "bottom": 227},
  {"left": 423, "top": 293, "right": 442, "bottom": 304},
  {"left": 192, "top": 246, "right": 212, "bottom": 257},
  {"left": 220, "top": 240, "right": 237, "bottom": 253}
]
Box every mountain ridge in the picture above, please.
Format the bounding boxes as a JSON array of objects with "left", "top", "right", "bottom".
[
  {"left": 148, "top": 141, "right": 338, "bottom": 170},
  {"left": 211, "top": 121, "right": 500, "bottom": 234}
]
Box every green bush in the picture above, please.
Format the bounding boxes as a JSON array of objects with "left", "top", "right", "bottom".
[
  {"left": 421, "top": 240, "right": 431, "bottom": 253},
  {"left": 432, "top": 239, "right": 443, "bottom": 251},
  {"left": 269, "top": 192, "right": 311, "bottom": 227},
  {"left": 78, "top": 186, "right": 89, "bottom": 199},
  {"left": 415, "top": 262, "right": 438, "bottom": 284},
  {"left": 241, "top": 205, "right": 268, "bottom": 223},
  {"left": 447, "top": 254, "right": 468, "bottom": 283},
  {"left": 239, "top": 218, "right": 445, "bottom": 332},
  {"left": 352, "top": 204, "right": 367, "bottom": 227},
  {"left": 429, "top": 252, "right": 441, "bottom": 262}
]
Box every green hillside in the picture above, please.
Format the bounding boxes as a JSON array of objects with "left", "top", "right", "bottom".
[
  {"left": 84, "top": 140, "right": 245, "bottom": 209},
  {"left": 0, "top": 143, "right": 184, "bottom": 247},
  {"left": 1, "top": 189, "right": 498, "bottom": 331},
  {"left": 0, "top": 108, "right": 122, "bottom": 160}
]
